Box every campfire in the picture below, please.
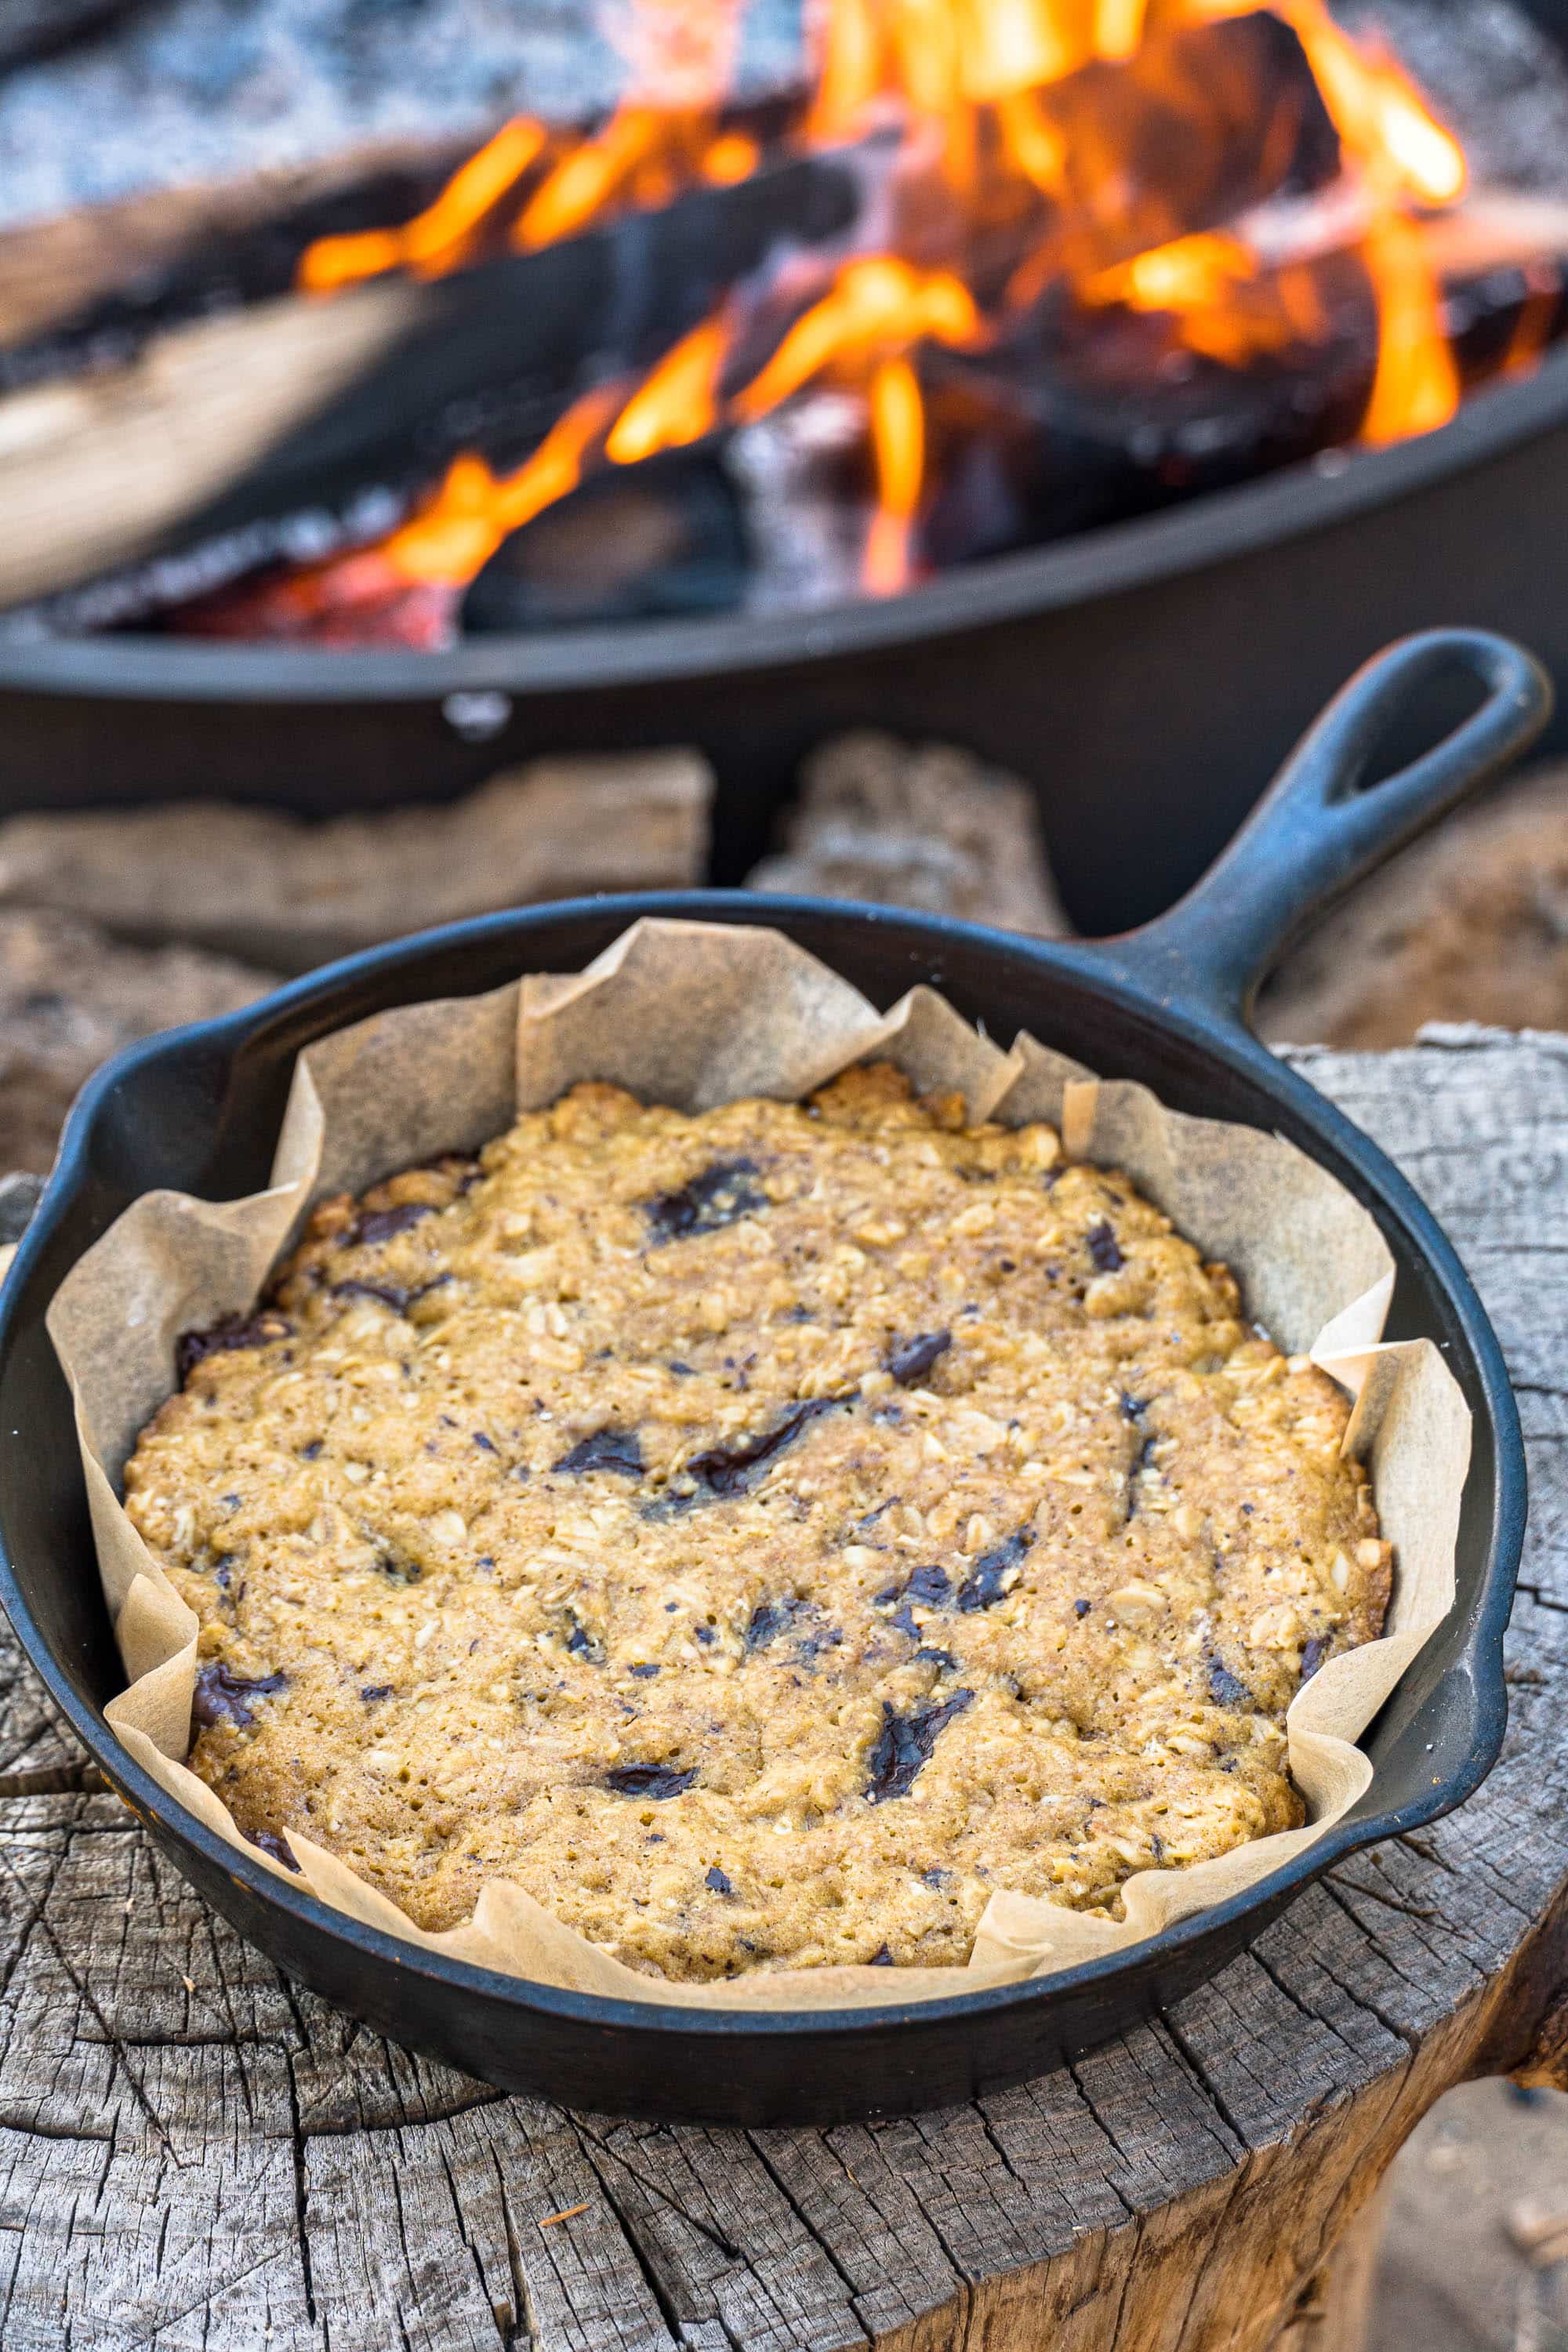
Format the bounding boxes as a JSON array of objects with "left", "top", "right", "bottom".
[{"left": 2, "top": 0, "right": 1565, "bottom": 649}]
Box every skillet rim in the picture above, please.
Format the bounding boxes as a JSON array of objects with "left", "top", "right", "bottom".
[{"left": 0, "top": 888, "right": 1523, "bottom": 2044}]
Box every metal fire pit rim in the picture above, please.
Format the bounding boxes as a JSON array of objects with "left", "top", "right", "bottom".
[{"left": 4, "top": 348, "right": 1567, "bottom": 705}]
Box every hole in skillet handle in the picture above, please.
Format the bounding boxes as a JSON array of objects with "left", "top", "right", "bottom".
[{"left": 1094, "top": 627, "right": 1553, "bottom": 1031}]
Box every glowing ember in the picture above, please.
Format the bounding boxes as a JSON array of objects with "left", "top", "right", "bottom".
[{"left": 240, "top": 0, "right": 1548, "bottom": 644}]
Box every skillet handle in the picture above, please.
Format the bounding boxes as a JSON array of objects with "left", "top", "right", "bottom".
[{"left": 1097, "top": 629, "right": 1553, "bottom": 1029}]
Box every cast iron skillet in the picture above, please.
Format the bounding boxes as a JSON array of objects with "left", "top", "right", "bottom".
[{"left": 0, "top": 626, "right": 1547, "bottom": 2125}]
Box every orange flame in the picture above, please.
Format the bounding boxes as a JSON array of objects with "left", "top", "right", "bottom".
[
  {"left": 299, "top": 118, "right": 550, "bottom": 292},
  {"left": 604, "top": 314, "right": 731, "bottom": 462},
  {"left": 514, "top": 106, "right": 677, "bottom": 247},
  {"left": 281, "top": 0, "right": 1501, "bottom": 630},
  {"left": 1357, "top": 211, "right": 1461, "bottom": 443},
  {"left": 863, "top": 355, "right": 925, "bottom": 593},
  {"left": 1279, "top": 0, "right": 1465, "bottom": 205},
  {"left": 381, "top": 387, "right": 622, "bottom": 584},
  {"left": 732, "top": 257, "right": 980, "bottom": 419}
]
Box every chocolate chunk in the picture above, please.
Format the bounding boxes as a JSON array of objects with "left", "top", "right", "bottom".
[
  {"left": 472, "top": 1432, "right": 498, "bottom": 1454},
  {"left": 565, "top": 1620, "right": 605, "bottom": 1664},
  {"left": 1074, "top": 1598, "right": 1092, "bottom": 1618},
  {"left": 644, "top": 1158, "right": 768, "bottom": 1244},
  {"left": 685, "top": 1396, "right": 848, "bottom": 1499},
  {"left": 876, "top": 1563, "right": 950, "bottom": 1613},
  {"left": 245, "top": 1827, "right": 301, "bottom": 1871},
  {"left": 695, "top": 1625, "right": 716, "bottom": 1646},
  {"left": 352, "top": 1200, "right": 436, "bottom": 1247},
  {"left": 1120, "top": 1392, "right": 1146, "bottom": 1421},
  {"left": 554, "top": 1425, "right": 644, "bottom": 1479},
  {"left": 916, "top": 1645, "right": 956, "bottom": 1671},
  {"left": 1300, "top": 1635, "right": 1330, "bottom": 1682},
  {"left": 705, "top": 1866, "right": 733, "bottom": 1895},
  {"left": 1207, "top": 1657, "right": 1255, "bottom": 1711},
  {"left": 866, "top": 1690, "right": 974, "bottom": 1802},
  {"left": 890, "top": 1603, "right": 920, "bottom": 1640},
  {"left": 360, "top": 1684, "right": 394, "bottom": 1703},
  {"left": 886, "top": 1329, "right": 952, "bottom": 1386},
  {"left": 299, "top": 1439, "right": 324, "bottom": 1461},
  {"left": 331, "top": 1279, "right": 410, "bottom": 1312},
  {"left": 191, "top": 1663, "right": 286, "bottom": 1731},
  {"left": 745, "top": 1598, "right": 802, "bottom": 1651},
  {"left": 1087, "top": 1220, "right": 1124, "bottom": 1274},
  {"left": 956, "top": 1529, "right": 1033, "bottom": 1611},
  {"left": 604, "top": 1764, "right": 698, "bottom": 1799},
  {"left": 629, "top": 1662, "right": 660, "bottom": 1679},
  {"left": 869, "top": 1945, "right": 894, "bottom": 1965},
  {"left": 1125, "top": 1431, "right": 1160, "bottom": 1520},
  {"left": 176, "top": 1312, "right": 292, "bottom": 1383}
]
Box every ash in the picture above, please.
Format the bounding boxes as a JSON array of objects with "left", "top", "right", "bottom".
[
  {"left": 2, "top": 0, "right": 1566, "bottom": 238},
  {"left": 728, "top": 395, "right": 869, "bottom": 617},
  {"left": 0, "top": 0, "right": 807, "bottom": 233}
]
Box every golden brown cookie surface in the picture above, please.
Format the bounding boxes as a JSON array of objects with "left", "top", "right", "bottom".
[{"left": 124, "top": 1065, "right": 1388, "bottom": 1978}]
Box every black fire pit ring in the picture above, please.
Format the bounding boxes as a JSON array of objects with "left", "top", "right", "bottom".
[
  {"left": 3, "top": 354, "right": 1568, "bottom": 935},
  {"left": 0, "top": 626, "right": 1545, "bottom": 2124}
]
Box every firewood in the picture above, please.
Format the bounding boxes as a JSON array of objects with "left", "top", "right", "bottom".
[
  {"left": 0, "top": 132, "right": 474, "bottom": 358},
  {"left": 0, "top": 748, "right": 712, "bottom": 972},
  {"left": 1258, "top": 761, "right": 1568, "bottom": 1048},
  {"left": 0, "top": 11, "right": 1350, "bottom": 618},
  {"left": 746, "top": 730, "right": 1072, "bottom": 938},
  {"left": 0, "top": 153, "right": 858, "bottom": 610},
  {"left": 0, "top": 908, "right": 272, "bottom": 1174},
  {"left": 0, "top": 274, "right": 427, "bottom": 608}
]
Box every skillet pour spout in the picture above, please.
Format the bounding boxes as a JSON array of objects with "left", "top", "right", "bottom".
[{"left": 0, "top": 626, "right": 1547, "bottom": 2123}]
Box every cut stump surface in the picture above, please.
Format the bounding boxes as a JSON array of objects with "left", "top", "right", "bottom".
[{"left": 0, "top": 1029, "right": 1563, "bottom": 2351}]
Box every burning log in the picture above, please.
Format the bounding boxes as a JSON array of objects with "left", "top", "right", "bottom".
[
  {"left": 0, "top": 151, "right": 858, "bottom": 612},
  {"left": 0, "top": 10, "right": 1350, "bottom": 627},
  {"left": 3, "top": 0, "right": 1563, "bottom": 644},
  {"left": 0, "top": 136, "right": 480, "bottom": 393},
  {"left": 461, "top": 443, "right": 750, "bottom": 633}
]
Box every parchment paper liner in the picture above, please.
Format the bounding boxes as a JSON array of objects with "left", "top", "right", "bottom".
[{"left": 46, "top": 918, "right": 1469, "bottom": 2013}]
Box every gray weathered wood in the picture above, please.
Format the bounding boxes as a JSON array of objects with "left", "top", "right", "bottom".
[{"left": 0, "top": 1026, "right": 1563, "bottom": 2351}]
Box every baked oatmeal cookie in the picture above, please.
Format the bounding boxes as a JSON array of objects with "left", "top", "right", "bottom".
[{"left": 123, "top": 1064, "right": 1391, "bottom": 1979}]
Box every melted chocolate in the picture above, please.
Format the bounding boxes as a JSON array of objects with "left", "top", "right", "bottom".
[{"left": 866, "top": 1690, "right": 974, "bottom": 1802}]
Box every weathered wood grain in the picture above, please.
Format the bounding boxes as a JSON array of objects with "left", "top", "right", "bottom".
[{"left": 0, "top": 1027, "right": 1563, "bottom": 2351}]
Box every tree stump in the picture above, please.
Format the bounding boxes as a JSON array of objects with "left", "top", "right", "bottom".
[{"left": 0, "top": 1027, "right": 1563, "bottom": 2351}]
